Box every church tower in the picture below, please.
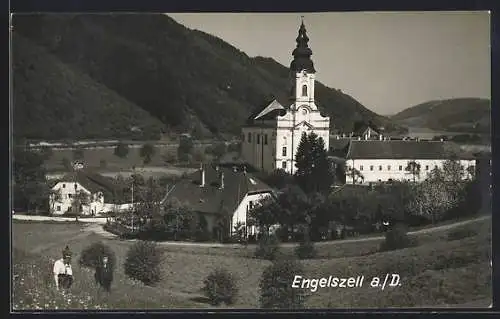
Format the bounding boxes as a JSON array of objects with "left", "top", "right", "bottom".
[
  {"left": 289, "top": 18, "right": 317, "bottom": 111},
  {"left": 240, "top": 17, "right": 330, "bottom": 175}
]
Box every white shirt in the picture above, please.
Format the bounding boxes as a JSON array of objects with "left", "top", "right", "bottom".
[{"left": 53, "top": 259, "right": 73, "bottom": 276}]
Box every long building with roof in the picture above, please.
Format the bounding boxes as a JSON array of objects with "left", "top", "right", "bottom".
[
  {"left": 344, "top": 139, "right": 476, "bottom": 184},
  {"left": 241, "top": 19, "right": 330, "bottom": 174}
]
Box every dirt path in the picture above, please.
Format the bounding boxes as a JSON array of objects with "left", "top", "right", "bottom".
[{"left": 82, "top": 215, "right": 491, "bottom": 248}]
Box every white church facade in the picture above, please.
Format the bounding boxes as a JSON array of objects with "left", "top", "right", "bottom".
[{"left": 241, "top": 20, "right": 330, "bottom": 174}]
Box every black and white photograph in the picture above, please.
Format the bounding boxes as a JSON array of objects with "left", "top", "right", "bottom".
[{"left": 11, "top": 12, "right": 492, "bottom": 310}]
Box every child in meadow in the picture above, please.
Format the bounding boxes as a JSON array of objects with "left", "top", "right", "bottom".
[{"left": 53, "top": 246, "right": 74, "bottom": 291}]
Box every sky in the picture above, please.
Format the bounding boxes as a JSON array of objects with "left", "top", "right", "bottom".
[{"left": 169, "top": 12, "right": 490, "bottom": 116}]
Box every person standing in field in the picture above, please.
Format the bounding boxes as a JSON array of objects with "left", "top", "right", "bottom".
[
  {"left": 53, "top": 246, "right": 74, "bottom": 291},
  {"left": 94, "top": 255, "right": 113, "bottom": 292}
]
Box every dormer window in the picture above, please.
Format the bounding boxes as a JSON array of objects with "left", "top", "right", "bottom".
[{"left": 302, "top": 85, "right": 308, "bottom": 97}]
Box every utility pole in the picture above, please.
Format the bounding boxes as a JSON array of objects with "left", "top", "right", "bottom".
[{"left": 131, "top": 181, "right": 134, "bottom": 231}]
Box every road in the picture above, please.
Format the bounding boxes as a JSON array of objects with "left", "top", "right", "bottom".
[{"left": 80, "top": 215, "right": 491, "bottom": 248}]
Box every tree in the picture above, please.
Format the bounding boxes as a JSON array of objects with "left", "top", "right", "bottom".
[
  {"left": 405, "top": 160, "right": 421, "bottom": 182},
  {"left": 114, "top": 142, "right": 130, "bottom": 159},
  {"left": 178, "top": 136, "right": 194, "bottom": 162},
  {"left": 294, "top": 132, "right": 334, "bottom": 194},
  {"left": 71, "top": 190, "right": 90, "bottom": 220},
  {"left": 49, "top": 188, "right": 62, "bottom": 215},
  {"left": 72, "top": 147, "right": 85, "bottom": 161},
  {"left": 346, "top": 166, "right": 364, "bottom": 185},
  {"left": 407, "top": 167, "right": 465, "bottom": 224},
  {"left": 466, "top": 165, "right": 476, "bottom": 180},
  {"left": 276, "top": 185, "right": 310, "bottom": 239},
  {"left": 248, "top": 197, "right": 281, "bottom": 235},
  {"left": 259, "top": 258, "right": 307, "bottom": 309},
  {"left": 13, "top": 147, "right": 50, "bottom": 214},
  {"left": 442, "top": 158, "right": 465, "bottom": 182},
  {"left": 211, "top": 142, "right": 227, "bottom": 159},
  {"left": 139, "top": 143, "right": 156, "bottom": 165}
]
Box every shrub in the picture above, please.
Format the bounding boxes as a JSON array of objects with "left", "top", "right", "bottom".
[
  {"left": 379, "top": 224, "right": 417, "bottom": 252},
  {"left": 295, "top": 236, "right": 317, "bottom": 259},
  {"left": 259, "top": 258, "right": 307, "bottom": 309},
  {"left": 114, "top": 142, "right": 129, "bottom": 158},
  {"left": 124, "top": 241, "right": 163, "bottom": 285},
  {"left": 202, "top": 267, "right": 238, "bottom": 306},
  {"left": 255, "top": 233, "right": 281, "bottom": 260},
  {"left": 447, "top": 226, "right": 478, "bottom": 241},
  {"left": 79, "top": 241, "right": 116, "bottom": 269}
]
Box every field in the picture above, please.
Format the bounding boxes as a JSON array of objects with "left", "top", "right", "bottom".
[
  {"left": 12, "top": 217, "right": 492, "bottom": 310},
  {"left": 43, "top": 144, "right": 212, "bottom": 172}
]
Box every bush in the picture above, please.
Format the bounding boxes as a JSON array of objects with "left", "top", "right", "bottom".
[
  {"left": 295, "top": 236, "right": 317, "bottom": 259},
  {"left": 447, "top": 226, "right": 478, "bottom": 241},
  {"left": 379, "top": 224, "right": 417, "bottom": 252},
  {"left": 259, "top": 258, "right": 307, "bottom": 309},
  {"left": 202, "top": 268, "right": 238, "bottom": 306},
  {"left": 255, "top": 233, "right": 281, "bottom": 260},
  {"left": 79, "top": 241, "right": 116, "bottom": 269},
  {"left": 124, "top": 241, "right": 163, "bottom": 285}
]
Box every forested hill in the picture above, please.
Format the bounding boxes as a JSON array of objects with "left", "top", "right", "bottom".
[
  {"left": 392, "top": 98, "right": 491, "bottom": 134},
  {"left": 12, "top": 13, "right": 404, "bottom": 141}
]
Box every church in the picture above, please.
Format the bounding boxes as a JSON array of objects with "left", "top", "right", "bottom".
[{"left": 241, "top": 20, "right": 330, "bottom": 174}]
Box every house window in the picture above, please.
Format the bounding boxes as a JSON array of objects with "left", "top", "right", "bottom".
[
  {"left": 359, "top": 165, "right": 364, "bottom": 171},
  {"left": 62, "top": 184, "right": 66, "bottom": 188},
  {"left": 399, "top": 165, "right": 403, "bottom": 171},
  {"left": 379, "top": 165, "right": 382, "bottom": 171},
  {"left": 387, "top": 165, "right": 391, "bottom": 171},
  {"left": 248, "top": 133, "right": 251, "bottom": 143},
  {"left": 282, "top": 147, "right": 287, "bottom": 157},
  {"left": 370, "top": 165, "right": 374, "bottom": 171},
  {"left": 68, "top": 194, "right": 72, "bottom": 199},
  {"left": 56, "top": 206, "right": 61, "bottom": 211},
  {"left": 257, "top": 134, "right": 260, "bottom": 144},
  {"left": 302, "top": 85, "right": 308, "bottom": 97},
  {"left": 264, "top": 134, "right": 268, "bottom": 145},
  {"left": 434, "top": 165, "right": 438, "bottom": 170},
  {"left": 282, "top": 161, "right": 287, "bottom": 169},
  {"left": 248, "top": 201, "right": 254, "bottom": 210},
  {"left": 460, "top": 165, "right": 464, "bottom": 170},
  {"left": 425, "top": 165, "right": 429, "bottom": 171}
]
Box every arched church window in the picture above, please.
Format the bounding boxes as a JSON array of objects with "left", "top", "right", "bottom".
[{"left": 302, "top": 85, "right": 308, "bottom": 97}]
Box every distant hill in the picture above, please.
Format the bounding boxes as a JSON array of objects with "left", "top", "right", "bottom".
[
  {"left": 12, "top": 13, "right": 405, "bottom": 141},
  {"left": 392, "top": 98, "right": 491, "bottom": 134}
]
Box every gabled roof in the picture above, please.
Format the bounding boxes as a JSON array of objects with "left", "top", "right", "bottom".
[
  {"left": 354, "top": 125, "right": 380, "bottom": 136},
  {"left": 246, "top": 97, "right": 289, "bottom": 124},
  {"left": 55, "top": 170, "right": 121, "bottom": 194},
  {"left": 165, "top": 164, "right": 274, "bottom": 216},
  {"left": 346, "top": 140, "right": 475, "bottom": 160}
]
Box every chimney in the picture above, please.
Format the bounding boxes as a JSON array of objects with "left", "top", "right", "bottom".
[
  {"left": 200, "top": 164, "right": 205, "bottom": 187},
  {"left": 219, "top": 172, "right": 225, "bottom": 189}
]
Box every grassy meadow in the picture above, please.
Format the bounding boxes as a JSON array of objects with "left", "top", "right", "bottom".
[
  {"left": 11, "top": 217, "right": 491, "bottom": 310},
  {"left": 43, "top": 144, "right": 212, "bottom": 172}
]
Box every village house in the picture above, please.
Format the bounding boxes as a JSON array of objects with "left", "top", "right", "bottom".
[
  {"left": 344, "top": 139, "right": 476, "bottom": 184},
  {"left": 241, "top": 20, "right": 330, "bottom": 175},
  {"left": 49, "top": 170, "right": 133, "bottom": 216},
  {"left": 164, "top": 163, "right": 275, "bottom": 241}
]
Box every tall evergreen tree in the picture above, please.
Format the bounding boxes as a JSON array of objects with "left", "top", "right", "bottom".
[
  {"left": 294, "top": 132, "right": 312, "bottom": 190},
  {"left": 294, "top": 132, "right": 334, "bottom": 194}
]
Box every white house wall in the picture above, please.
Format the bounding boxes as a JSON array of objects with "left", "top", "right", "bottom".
[
  {"left": 230, "top": 192, "right": 273, "bottom": 237},
  {"left": 50, "top": 181, "right": 133, "bottom": 216},
  {"left": 345, "top": 159, "right": 476, "bottom": 184}
]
